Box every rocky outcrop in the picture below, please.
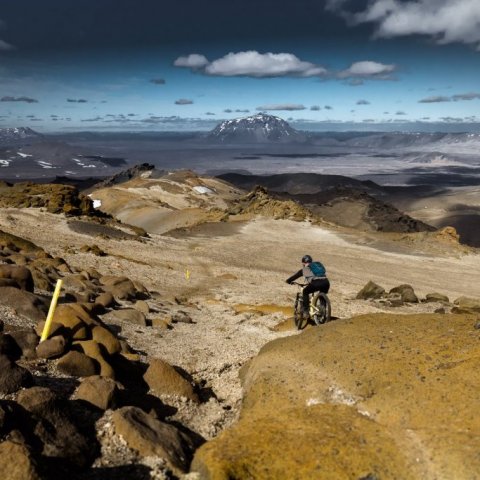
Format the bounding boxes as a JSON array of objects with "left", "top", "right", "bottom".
[
  {"left": 192, "top": 313, "right": 480, "bottom": 479},
  {"left": 227, "top": 186, "right": 311, "bottom": 221},
  {"left": 356, "top": 281, "right": 450, "bottom": 307},
  {"left": 0, "top": 182, "right": 95, "bottom": 216}
]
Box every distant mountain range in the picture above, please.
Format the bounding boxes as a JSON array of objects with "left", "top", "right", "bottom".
[
  {"left": 207, "top": 113, "right": 306, "bottom": 144},
  {"left": 0, "top": 127, "right": 43, "bottom": 145}
]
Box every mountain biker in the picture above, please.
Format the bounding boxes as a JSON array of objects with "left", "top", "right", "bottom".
[{"left": 286, "top": 255, "right": 330, "bottom": 317}]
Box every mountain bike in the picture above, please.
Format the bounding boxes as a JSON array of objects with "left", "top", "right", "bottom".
[{"left": 291, "top": 282, "right": 331, "bottom": 329}]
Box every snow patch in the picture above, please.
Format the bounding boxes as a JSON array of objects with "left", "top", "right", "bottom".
[
  {"left": 0, "top": 159, "right": 11, "bottom": 167},
  {"left": 37, "top": 161, "right": 54, "bottom": 169},
  {"left": 17, "top": 152, "right": 32, "bottom": 158},
  {"left": 88, "top": 194, "right": 102, "bottom": 209},
  {"left": 193, "top": 185, "right": 215, "bottom": 194}
]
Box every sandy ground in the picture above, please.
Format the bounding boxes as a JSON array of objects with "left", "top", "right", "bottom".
[{"left": 1, "top": 209, "right": 479, "bottom": 447}]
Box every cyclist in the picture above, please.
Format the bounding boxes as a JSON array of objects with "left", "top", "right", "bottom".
[{"left": 286, "top": 254, "right": 330, "bottom": 317}]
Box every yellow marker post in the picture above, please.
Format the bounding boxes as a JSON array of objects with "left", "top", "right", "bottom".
[
  {"left": 185, "top": 269, "right": 191, "bottom": 281},
  {"left": 40, "top": 279, "right": 63, "bottom": 342}
]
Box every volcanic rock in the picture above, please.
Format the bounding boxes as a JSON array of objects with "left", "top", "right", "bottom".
[
  {"left": 17, "top": 387, "right": 58, "bottom": 412},
  {"left": 99, "top": 276, "right": 137, "bottom": 300},
  {"left": 356, "top": 281, "right": 385, "bottom": 300},
  {"left": 389, "top": 284, "right": 419, "bottom": 303},
  {"left": 112, "top": 406, "right": 196, "bottom": 473},
  {"left": 0, "top": 265, "right": 34, "bottom": 292},
  {"left": 113, "top": 308, "right": 147, "bottom": 326},
  {"left": 36, "top": 336, "right": 67, "bottom": 359},
  {"left": 75, "top": 375, "right": 119, "bottom": 410},
  {"left": 192, "top": 313, "right": 480, "bottom": 479},
  {"left": 144, "top": 358, "right": 198, "bottom": 403},
  {"left": 0, "top": 354, "right": 33, "bottom": 394},
  {"left": 453, "top": 296, "right": 480, "bottom": 313},
  {"left": 0, "top": 333, "right": 22, "bottom": 359},
  {"left": 0, "top": 441, "right": 40, "bottom": 480},
  {"left": 0, "top": 287, "right": 47, "bottom": 322},
  {"left": 91, "top": 325, "right": 121, "bottom": 355},
  {"left": 425, "top": 293, "right": 450, "bottom": 303},
  {"left": 94, "top": 291, "right": 116, "bottom": 309},
  {"left": 57, "top": 351, "right": 98, "bottom": 377},
  {"left": 9, "top": 329, "right": 39, "bottom": 360}
]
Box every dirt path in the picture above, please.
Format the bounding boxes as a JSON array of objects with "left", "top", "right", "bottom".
[{"left": 1, "top": 209, "right": 479, "bottom": 443}]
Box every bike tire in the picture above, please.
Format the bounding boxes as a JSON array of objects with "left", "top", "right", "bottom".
[
  {"left": 294, "top": 294, "right": 308, "bottom": 330},
  {"left": 312, "top": 293, "right": 331, "bottom": 325}
]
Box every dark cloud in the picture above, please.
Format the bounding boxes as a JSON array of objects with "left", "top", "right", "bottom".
[
  {"left": 1, "top": 96, "right": 38, "bottom": 103},
  {"left": 452, "top": 92, "right": 480, "bottom": 101},
  {"left": 324, "top": 105, "right": 333, "bottom": 110},
  {"left": 150, "top": 78, "right": 166, "bottom": 85},
  {"left": 205, "top": 112, "right": 215, "bottom": 115},
  {"left": 419, "top": 92, "right": 480, "bottom": 103},
  {"left": 256, "top": 104, "right": 306, "bottom": 111},
  {"left": 224, "top": 109, "right": 233, "bottom": 113},
  {"left": 81, "top": 116, "right": 103, "bottom": 122},
  {"left": 356, "top": 99, "right": 370, "bottom": 105},
  {"left": 418, "top": 96, "right": 451, "bottom": 103},
  {"left": 310, "top": 105, "right": 321, "bottom": 111},
  {"left": 175, "top": 98, "right": 194, "bottom": 105},
  {"left": 440, "top": 116, "right": 465, "bottom": 122},
  {"left": 128, "top": 113, "right": 137, "bottom": 116},
  {"left": 0, "top": 39, "right": 15, "bottom": 51},
  {"left": 396, "top": 111, "right": 407, "bottom": 115},
  {"left": 67, "top": 98, "right": 88, "bottom": 103},
  {"left": 235, "top": 109, "right": 249, "bottom": 113}
]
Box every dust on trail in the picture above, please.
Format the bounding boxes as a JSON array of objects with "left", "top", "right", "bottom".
[{"left": 1, "top": 209, "right": 480, "bottom": 440}]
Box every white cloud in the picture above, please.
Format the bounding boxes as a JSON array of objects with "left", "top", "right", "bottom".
[
  {"left": 200, "top": 51, "right": 327, "bottom": 77},
  {"left": 347, "top": 0, "right": 480, "bottom": 50},
  {"left": 256, "top": 104, "right": 306, "bottom": 111},
  {"left": 173, "top": 54, "right": 209, "bottom": 69},
  {"left": 340, "top": 61, "right": 396, "bottom": 78}
]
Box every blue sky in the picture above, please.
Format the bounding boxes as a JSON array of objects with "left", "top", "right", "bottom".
[{"left": 0, "top": 0, "right": 479, "bottom": 132}]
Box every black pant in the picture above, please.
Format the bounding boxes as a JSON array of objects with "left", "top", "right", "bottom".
[{"left": 303, "top": 278, "right": 330, "bottom": 311}]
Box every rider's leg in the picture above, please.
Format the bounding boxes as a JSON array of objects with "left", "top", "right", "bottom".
[
  {"left": 304, "top": 279, "right": 330, "bottom": 309},
  {"left": 303, "top": 283, "right": 317, "bottom": 312}
]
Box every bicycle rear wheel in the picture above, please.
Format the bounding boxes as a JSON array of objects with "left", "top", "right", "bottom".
[
  {"left": 312, "top": 293, "right": 331, "bottom": 325},
  {"left": 294, "top": 294, "right": 308, "bottom": 330}
]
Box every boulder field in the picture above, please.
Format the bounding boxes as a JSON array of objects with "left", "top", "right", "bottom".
[{"left": 192, "top": 312, "right": 480, "bottom": 479}]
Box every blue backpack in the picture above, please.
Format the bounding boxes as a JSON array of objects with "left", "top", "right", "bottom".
[{"left": 310, "top": 261, "right": 326, "bottom": 277}]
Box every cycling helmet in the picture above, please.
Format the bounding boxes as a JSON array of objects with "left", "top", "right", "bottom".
[{"left": 301, "top": 254, "right": 312, "bottom": 263}]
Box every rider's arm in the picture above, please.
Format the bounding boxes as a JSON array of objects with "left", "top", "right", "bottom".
[{"left": 286, "top": 269, "right": 302, "bottom": 284}]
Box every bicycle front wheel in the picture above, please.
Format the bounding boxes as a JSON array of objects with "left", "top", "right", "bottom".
[{"left": 294, "top": 295, "right": 308, "bottom": 330}]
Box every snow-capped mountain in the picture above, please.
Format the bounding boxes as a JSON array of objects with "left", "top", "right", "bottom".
[
  {"left": 207, "top": 113, "right": 307, "bottom": 144},
  {"left": 0, "top": 127, "right": 43, "bottom": 145}
]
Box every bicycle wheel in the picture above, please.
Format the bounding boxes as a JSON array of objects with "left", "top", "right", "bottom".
[
  {"left": 312, "top": 293, "right": 331, "bottom": 325},
  {"left": 294, "top": 294, "right": 308, "bottom": 330}
]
